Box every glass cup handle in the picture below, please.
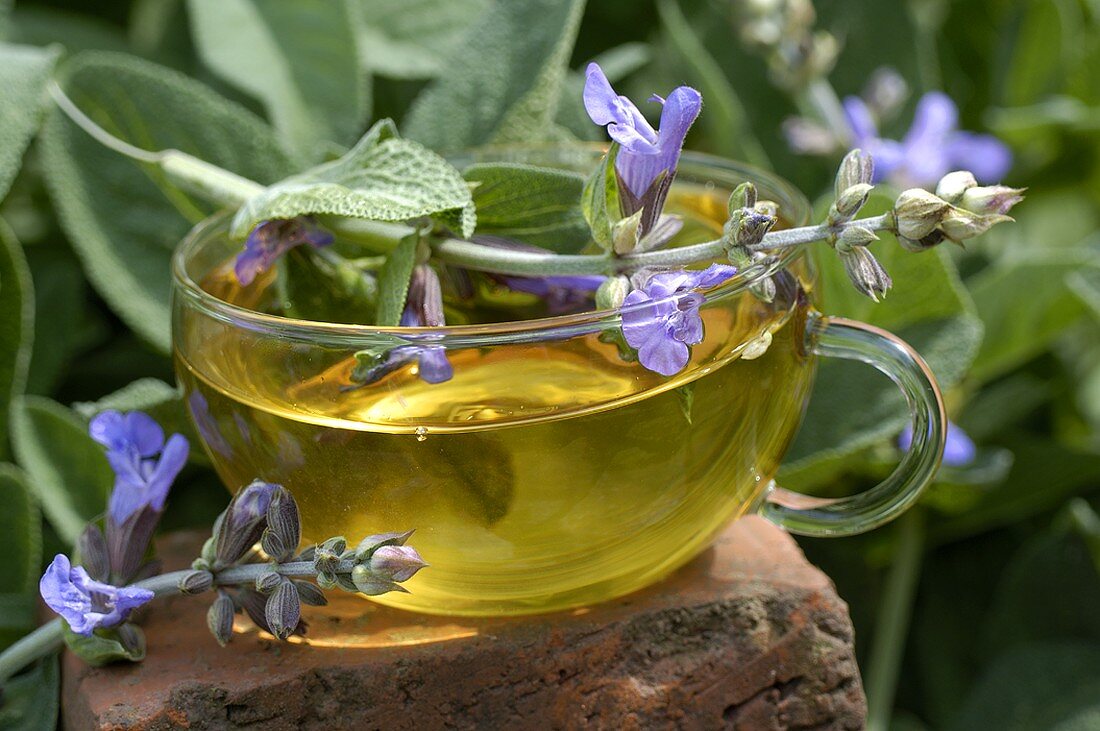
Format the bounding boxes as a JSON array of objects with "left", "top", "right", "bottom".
[{"left": 760, "top": 314, "right": 947, "bottom": 537}]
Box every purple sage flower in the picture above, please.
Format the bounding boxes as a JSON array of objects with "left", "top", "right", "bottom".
[
  {"left": 583, "top": 62, "right": 702, "bottom": 214},
  {"left": 844, "top": 92, "right": 1012, "bottom": 188},
  {"left": 899, "top": 420, "right": 977, "bottom": 467},
  {"left": 234, "top": 217, "right": 334, "bottom": 286},
  {"left": 496, "top": 274, "right": 607, "bottom": 315},
  {"left": 90, "top": 410, "right": 189, "bottom": 527},
  {"left": 369, "top": 545, "right": 428, "bottom": 583},
  {"left": 621, "top": 264, "right": 738, "bottom": 376},
  {"left": 39, "top": 554, "right": 153, "bottom": 636},
  {"left": 214, "top": 479, "right": 277, "bottom": 565}
]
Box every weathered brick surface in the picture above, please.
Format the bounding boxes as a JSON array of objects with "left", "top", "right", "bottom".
[{"left": 63, "top": 517, "right": 865, "bottom": 730}]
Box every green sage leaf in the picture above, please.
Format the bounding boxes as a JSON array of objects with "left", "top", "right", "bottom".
[
  {"left": 187, "top": 0, "right": 368, "bottom": 160},
  {"left": 0, "top": 464, "right": 39, "bottom": 645},
  {"left": 375, "top": 234, "right": 419, "bottom": 326},
  {"left": 231, "top": 120, "right": 475, "bottom": 241},
  {"left": 404, "top": 0, "right": 586, "bottom": 150},
  {"left": 464, "top": 162, "right": 589, "bottom": 253},
  {"left": 0, "top": 42, "right": 60, "bottom": 202},
  {"left": 63, "top": 624, "right": 146, "bottom": 666},
  {"left": 0, "top": 219, "right": 32, "bottom": 461},
  {"left": 10, "top": 395, "right": 111, "bottom": 545},
  {"left": 581, "top": 144, "right": 622, "bottom": 251},
  {"left": 41, "top": 51, "right": 293, "bottom": 353},
  {"left": 0, "top": 654, "right": 59, "bottom": 731},
  {"left": 356, "top": 0, "right": 488, "bottom": 80}
]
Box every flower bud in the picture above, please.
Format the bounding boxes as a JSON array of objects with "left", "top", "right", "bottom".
[
  {"left": 830, "top": 183, "right": 874, "bottom": 224},
  {"left": 316, "top": 572, "right": 338, "bottom": 591},
  {"left": 596, "top": 276, "right": 630, "bottom": 310},
  {"left": 350, "top": 564, "right": 405, "bottom": 596},
  {"left": 835, "top": 149, "right": 874, "bottom": 199},
  {"left": 264, "top": 580, "right": 301, "bottom": 641},
  {"left": 264, "top": 487, "right": 300, "bottom": 562},
  {"left": 894, "top": 189, "right": 949, "bottom": 240},
  {"left": 260, "top": 529, "right": 287, "bottom": 563},
  {"left": 863, "top": 67, "right": 908, "bottom": 121},
  {"left": 201, "top": 536, "right": 217, "bottom": 565},
  {"left": 839, "top": 247, "right": 892, "bottom": 302},
  {"left": 178, "top": 569, "right": 214, "bottom": 595},
  {"left": 939, "top": 208, "right": 1013, "bottom": 242},
  {"left": 835, "top": 225, "right": 878, "bottom": 253},
  {"left": 214, "top": 480, "right": 277, "bottom": 566},
  {"left": 753, "top": 200, "right": 779, "bottom": 218},
  {"left": 896, "top": 229, "right": 947, "bottom": 253},
  {"left": 77, "top": 524, "right": 110, "bottom": 583},
  {"left": 611, "top": 210, "right": 643, "bottom": 254},
  {"left": 354, "top": 530, "right": 414, "bottom": 562},
  {"left": 313, "top": 536, "right": 347, "bottom": 575},
  {"left": 724, "top": 208, "right": 776, "bottom": 250},
  {"left": 727, "top": 182, "right": 757, "bottom": 215},
  {"left": 959, "top": 185, "right": 1025, "bottom": 216},
  {"left": 115, "top": 623, "right": 146, "bottom": 660},
  {"left": 293, "top": 580, "right": 328, "bottom": 607},
  {"left": 207, "top": 591, "right": 236, "bottom": 647},
  {"left": 935, "top": 171, "right": 977, "bottom": 204},
  {"left": 750, "top": 276, "right": 776, "bottom": 304},
  {"left": 369, "top": 545, "right": 428, "bottom": 583},
  {"left": 255, "top": 570, "right": 283, "bottom": 595}
]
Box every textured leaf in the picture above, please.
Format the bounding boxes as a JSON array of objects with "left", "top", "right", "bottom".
[
  {"left": 968, "top": 250, "right": 1099, "bottom": 383},
  {"left": 357, "top": 0, "right": 488, "bottom": 79},
  {"left": 0, "top": 654, "right": 59, "bottom": 731},
  {"left": 0, "top": 464, "right": 39, "bottom": 644},
  {"left": 9, "top": 6, "right": 130, "bottom": 55},
  {"left": 404, "top": 0, "right": 586, "bottom": 150},
  {"left": 0, "top": 43, "right": 60, "bottom": 202},
  {"left": 375, "top": 234, "right": 419, "bottom": 326},
  {"left": 231, "top": 120, "right": 475, "bottom": 240},
  {"left": 41, "top": 51, "right": 293, "bottom": 353},
  {"left": 10, "top": 395, "right": 112, "bottom": 545},
  {"left": 947, "top": 642, "right": 1100, "bottom": 731},
  {"left": 464, "top": 163, "right": 589, "bottom": 253},
  {"left": 0, "top": 219, "right": 32, "bottom": 461},
  {"left": 188, "top": 0, "right": 368, "bottom": 158},
  {"left": 782, "top": 193, "right": 984, "bottom": 480}
]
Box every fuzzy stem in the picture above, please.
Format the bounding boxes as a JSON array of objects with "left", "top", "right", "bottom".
[
  {"left": 0, "top": 619, "right": 64, "bottom": 685},
  {"left": 865, "top": 510, "right": 925, "bottom": 731}
]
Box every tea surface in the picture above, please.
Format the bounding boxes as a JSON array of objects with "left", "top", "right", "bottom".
[{"left": 175, "top": 187, "right": 817, "bottom": 615}]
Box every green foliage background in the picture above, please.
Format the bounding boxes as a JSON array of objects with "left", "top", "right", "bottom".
[{"left": 0, "top": 0, "right": 1098, "bottom": 728}]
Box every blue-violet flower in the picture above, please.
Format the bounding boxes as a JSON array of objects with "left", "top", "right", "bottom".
[
  {"left": 899, "top": 420, "right": 976, "bottom": 467},
  {"left": 583, "top": 62, "right": 702, "bottom": 209},
  {"left": 844, "top": 92, "right": 1011, "bottom": 188},
  {"left": 621, "top": 264, "right": 738, "bottom": 376},
  {"left": 496, "top": 274, "right": 607, "bottom": 315},
  {"left": 39, "top": 554, "right": 153, "bottom": 636},
  {"left": 90, "top": 410, "right": 189, "bottom": 527},
  {"left": 234, "top": 217, "right": 334, "bottom": 286}
]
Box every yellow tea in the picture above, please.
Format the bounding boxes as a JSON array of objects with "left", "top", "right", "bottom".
[{"left": 173, "top": 187, "right": 818, "bottom": 615}]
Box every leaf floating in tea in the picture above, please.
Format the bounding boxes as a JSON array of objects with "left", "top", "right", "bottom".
[{"left": 433, "top": 435, "right": 516, "bottom": 527}]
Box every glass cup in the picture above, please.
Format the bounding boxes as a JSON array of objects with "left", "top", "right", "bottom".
[{"left": 171, "top": 147, "right": 945, "bottom": 617}]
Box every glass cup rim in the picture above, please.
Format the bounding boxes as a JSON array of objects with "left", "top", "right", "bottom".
[{"left": 171, "top": 145, "right": 812, "bottom": 347}]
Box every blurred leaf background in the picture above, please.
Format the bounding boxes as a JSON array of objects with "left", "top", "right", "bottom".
[{"left": 0, "top": 0, "right": 1098, "bottom": 728}]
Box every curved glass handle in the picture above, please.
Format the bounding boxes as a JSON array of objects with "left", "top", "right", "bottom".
[{"left": 761, "top": 315, "right": 947, "bottom": 537}]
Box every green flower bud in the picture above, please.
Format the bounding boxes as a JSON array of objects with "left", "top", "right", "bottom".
[
  {"left": 727, "top": 182, "right": 757, "bottom": 215},
  {"left": 293, "top": 580, "right": 328, "bottom": 607},
  {"left": 115, "top": 623, "right": 146, "bottom": 660},
  {"left": 178, "top": 569, "right": 215, "bottom": 595},
  {"left": 207, "top": 591, "right": 235, "bottom": 647},
  {"left": 935, "top": 171, "right": 977, "bottom": 204},
  {"left": 263, "top": 580, "right": 301, "bottom": 641},
  {"left": 255, "top": 570, "right": 283, "bottom": 595},
  {"left": 839, "top": 246, "right": 892, "bottom": 302},
  {"left": 835, "top": 149, "right": 874, "bottom": 199},
  {"left": 354, "top": 530, "right": 414, "bottom": 562},
  {"left": 596, "top": 276, "right": 630, "bottom": 310},
  {"left": 896, "top": 229, "right": 946, "bottom": 253},
  {"left": 959, "top": 185, "right": 1025, "bottom": 216},
  {"left": 313, "top": 536, "right": 347, "bottom": 575},
  {"left": 725, "top": 208, "right": 777, "bottom": 249},
  {"left": 830, "top": 183, "right": 874, "bottom": 224},
  {"left": 316, "top": 571, "right": 338, "bottom": 591},
  {"left": 351, "top": 564, "right": 405, "bottom": 596},
  {"left": 894, "top": 189, "right": 949, "bottom": 240},
  {"left": 835, "top": 225, "right": 878, "bottom": 253},
  {"left": 939, "top": 208, "right": 1013, "bottom": 242},
  {"left": 611, "top": 209, "right": 644, "bottom": 254}
]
